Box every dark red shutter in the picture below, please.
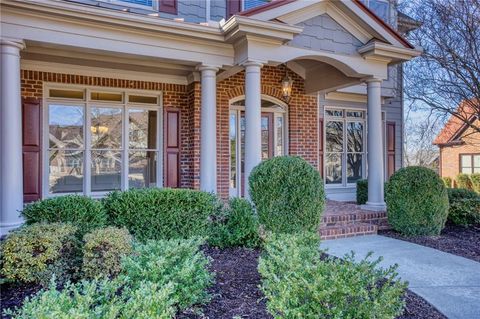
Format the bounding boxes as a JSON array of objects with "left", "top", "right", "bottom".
[
  {"left": 165, "top": 108, "right": 180, "bottom": 188},
  {"left": 319, "top": 118, "right": 324, "bottom": 177},
  {"left": 159, "top": 0, "right": 177, "bottom": 14},
  {"left": 227, "top": 0, "right": 241, "bottom": 17},
  {"left": 386, "top": 122, "right": 396, "bottom": 178},
  {"left": 22, "top": 98, "right": 42, "bottom": 202}
]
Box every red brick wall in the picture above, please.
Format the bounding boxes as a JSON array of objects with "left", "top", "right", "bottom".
[{"left": 21, "top": 66, "right": 319, "bottom": 199}]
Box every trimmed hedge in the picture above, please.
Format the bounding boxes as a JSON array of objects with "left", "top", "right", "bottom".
[
  {"left": 103, "top": 188, "right": 222, "bottom": 242},
  {"left": 258, "top": 233, "right": 406, "bottom": 318},
  {"left": 209, "top": 197, "right": 261, "bottom": 248},
  {"left": 456, "top": 173, "right": 473, "bottom": 190},
  {"left": 442, "top": 177, "right": 453, "bottom": 188},
  {"left": 386, "top": 166, "right": 449, "bottom": 236},
  {"left": 447, "top": 188, "right": 480, "bottom": 226},
  {"left": 0, "top": 223, "right": 80, "bottom": 286},
  {"left": 21, "top": 195, "right": 107, "bottom": 237},
  {"left": 471, "top": 173, "right": 480, "bottom": 193},
  {"left": 249, "top": 156, "right": 325, "bottom": 234},
  {"left": 82, "top": 227, "right": 133, "bottom": 279}
]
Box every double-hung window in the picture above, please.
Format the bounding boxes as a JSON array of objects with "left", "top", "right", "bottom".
[
  {"left": 361, "top": 0, "right": 390, "bottom": 23},
  {"left": 46, "top": 87, "right": 162, "bottom": 197},
  {"left": 460, "top": 154, "right": 480, "bottom": 174}
]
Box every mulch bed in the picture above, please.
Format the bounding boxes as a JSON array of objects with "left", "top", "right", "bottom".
[
  {"left": 0, "top": 281, "right": 41, "bottom": 318},
  {"left": 178, "top": 246, "right": 271, "bottom": 319},
  {"left": 398, "top": 290, "right": 446, "bottom": 319},
  {"left": 380, "top": 224, "right": 480, "bottom": 262}
]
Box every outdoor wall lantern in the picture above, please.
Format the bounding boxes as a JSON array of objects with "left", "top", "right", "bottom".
[{"left": 281, "top": 67, "right": 293, "bottom": 103}]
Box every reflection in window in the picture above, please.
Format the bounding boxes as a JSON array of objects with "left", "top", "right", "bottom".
[
  {"left": 91, "top": 150, "right": 121, "bottom": 191},
  {"left": 347, "top": 122, "right": 363, "bottom": 152},
  {"left": 347, "top": 154, "right": 363, "bottom": 183},
  {"left": 129, "top": 151, "right": 157, "bottom": 188},
  {"left": 49, "top": 105, "right": 84, "bottom": 149},
  {"left": 261, "top": 116, "right": 270, "bottom": 160},
  {"left": 276, "top": 116, "right": 284, "bottom": 156},
  {"left": 129, "top": 109, "right": 157, "bottom": 149},
  {"left": 326, "top": 153, "right": 342, "bottom": 184},
  {"left": 230, "top": 112, "right": 237, "bottom": 189},
  {"left": 326, "top": 121, "right": 344, "bottom": 152},
  {"left": 362, "top": 0, "right": 390, "bottom": 23},
  {"left": 49, "top": 150, "right": 84, "bottom": 193}
]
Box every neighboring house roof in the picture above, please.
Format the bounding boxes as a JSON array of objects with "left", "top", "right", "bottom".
[
  {"left": 397, "top": 11, "right": 422, "bottom": 34},
  {"left": 433, "top": 100, "right": 479, "bottom": 145},
  {"left": 239, "top": 0, "right": 415, "bottom": 49}
]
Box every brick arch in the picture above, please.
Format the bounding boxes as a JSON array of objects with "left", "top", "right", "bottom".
[{"left": 225, "top": 85, "right": 284, "bottom": 102}]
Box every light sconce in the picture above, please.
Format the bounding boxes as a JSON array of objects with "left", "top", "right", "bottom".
[{"left": 281, "top": 66, "right": 293, "bottom": 103}]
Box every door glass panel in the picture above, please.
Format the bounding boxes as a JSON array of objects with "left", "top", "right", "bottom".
[
  {"left": 326, "top": 121, "right": 344, "bottom": 152},
  {"left": 129, "top": 109, "right": 157, "bottom": 149},
  {"left": 347, "top": 154, "right": 363, "bottom": 183},
  {"left": 91, "top": 150, "right": 121, "bottom": 191},
  {"left": 261, "top": 116, "right": 270, "bottom": 160},
  {"left": 325, "top": 153, "right": 342, "bottom": 185},
  {"left": 49, "top": 150, "right": 84, "bottom": 193},
  {"left": 276, "top": 116, "right": 284, "bottom": 156},
  {"left": 49, "top": 105, "right": 84, "bottom": 149},
  {"left": 230, "top": 113, "right": 237, "bottom": 189},
  {"left": 347, "top": 122, "right": 363, "bottom": 152},
  {"left": 129, "top": 151, "right": 157, "bottom": 188},
  {"left": 91, "top": 107, "right": 122, "bottom": 149}
]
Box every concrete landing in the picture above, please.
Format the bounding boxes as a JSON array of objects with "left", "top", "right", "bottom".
[{"left": 321, "top": 235, "right": 480, "bottom": 319}]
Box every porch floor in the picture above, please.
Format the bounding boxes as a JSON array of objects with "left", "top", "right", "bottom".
[{"left": 320, "top": 201, "right": 388, "bottom": 240}]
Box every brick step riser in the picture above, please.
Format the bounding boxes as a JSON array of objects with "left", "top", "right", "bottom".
[
  {"left": 319, "top": 223, "right": 378, "bottom": 240},
  {"left": 322, "top": 214, "right": 387, "bottom": 225},
  {"left": 321, "top": 218, "right": 388, "bottom": 227}
]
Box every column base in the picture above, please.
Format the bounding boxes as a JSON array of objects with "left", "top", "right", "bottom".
[
  {"left": 361, "top": 202, "right": 387, "bottom": 212},
  {"left": 0, "top": 220, "right": 24, "bottom": 238}
]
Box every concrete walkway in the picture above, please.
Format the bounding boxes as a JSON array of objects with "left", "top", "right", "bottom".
[{"left": 321, "top": 235, "right": 480, "bottom": 319}]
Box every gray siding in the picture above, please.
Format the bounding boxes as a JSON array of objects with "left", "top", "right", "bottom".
[
  {"left": 288, "top": 14, "right": 363, "bottom": 56},
  {"left": 210, "top": 0, "right": 226, "bottom": 21},
  {"left": 159, "top": 0, "right": 207, "bottom": 23}
]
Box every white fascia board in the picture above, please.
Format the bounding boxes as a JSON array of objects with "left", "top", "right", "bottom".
[
  {"left": 358, "top": 41, "right": 422, "bottom": 63},
  {"left": 243, "top": 0, "right": 313, "bottom": 21}
]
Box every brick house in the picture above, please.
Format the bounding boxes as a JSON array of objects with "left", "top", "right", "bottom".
[
  {"left": 434, "top": 101, "right": 480, "bottom": 183},
  {"left": 0, "top": 0, "right": 420, "bottom": 235}
]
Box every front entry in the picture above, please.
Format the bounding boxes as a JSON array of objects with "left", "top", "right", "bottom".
[{"left": 229, "top": 98, "right": 287, "bottom": 197}]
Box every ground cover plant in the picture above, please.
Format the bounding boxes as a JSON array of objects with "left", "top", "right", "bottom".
[
  {"left": 258, "top": 232, "right": 407, "bottom": 318},
  {"left": 249, "top": 156, "right": 325, "bottom": 234},
  {"left": 103, "top": 188, "right": 222, "bottom": 242},
  {"left": 21, "top": 195, "right": 106, "bottom": 237},
  {"left": 386, "top": 166, "right": 449, "bottom": 236}
]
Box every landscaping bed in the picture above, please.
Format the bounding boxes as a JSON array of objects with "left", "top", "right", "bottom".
[{"left": 380, "top": 224, "right": 480, "bottom": 262}]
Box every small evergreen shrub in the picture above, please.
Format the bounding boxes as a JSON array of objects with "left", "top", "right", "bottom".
[
  {"left": 356, "top": 179, "right": 368, "bottom": 204},
  {"left": 386, "top": 166, "right": 449, "bottom": 236},
  {"left": 0, "top": 223, "right": 80, "bottom": 286},
  {"left": 471, "top": 173, "right": 480, "bottom": 193},
  {"left": 121, "top": 237, "right": 213, "bottom": 310},
  {"left": 442, "top": 176, "right": 453, "bottom": 188},
  {"left": 249, "top": 156, "right": 325, "bottom": 234},
  {"left": 456, "top": 173, "right": 473, "bottom": 190},
  {"left": 5, "top": 278, "right": 176, "bottom": 319},
  {"left": 209, "top": 198, "right": 261, "bottom": 248},
  {"left": 103, "top": 188, "right": 222, "bottom": 242},
  {"left": 447, "top": 188, "right": 480, "bottom": 226},
  {"left": 82, "top": 227, "right": 133, "bottom": 279},
  {"left": 258, "top": 233, "right": 406, "bottom": 319},
  {"left": 21, "top": 195, "right": 106, "bottom": 237}
]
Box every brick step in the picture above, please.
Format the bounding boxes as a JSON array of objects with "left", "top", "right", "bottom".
[
  {"left": 321, "top": 211, "right": 387, "bottom": 226},
  {"left": 320, "top": 222, "right": 377, "bottom": 240}
]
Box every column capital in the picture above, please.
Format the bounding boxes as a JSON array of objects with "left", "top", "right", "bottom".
[
  {"left": 364, "top": 77, "right": 382, "bottom": 84},
  {"left": 197, "top": 64, "right": 220, "bottom": 72},
  {"left": 0, "top": 38, "right": 25, "bottom": 51},
  {"left": 242, "top": 60, "right": 264, "bottom": 68}
]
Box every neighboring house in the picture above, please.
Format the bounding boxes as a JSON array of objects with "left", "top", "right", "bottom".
[
  {"left": 0, "top": 0, "right": 421, "bottom": 235},
  {"left": 433, "top": 101, "right": 480, "bottom": 182}
]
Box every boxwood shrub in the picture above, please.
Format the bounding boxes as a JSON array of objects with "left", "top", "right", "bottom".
[
  {"left": 21, "top": 195, "right": 107, "bottom": 237},
  {"left": 356, "top": 179, "right": 368, "bottom": 204},
  {"left": 447, "top": 188, "right": 480, "bottom": 226},
  {"left": 209, "top": 197, "right": 261, "bottom": 248},
  {"left": 103, "top": 188, "right": 222, "bottom": 242},
  {"left": 456, "top": 173, "right": 473, "bottom": 190},
  {"left": 249, "top": 156, "right": 325, "bottom": 234},
  {"left": 0, "top": 223, "right": 80, "bottom": 286},
  {"left": 82, "top": 227, "right": 133, "bottom": 279},
  {"left": 386, "top": 166, "right": 449, "bottom": 236}
]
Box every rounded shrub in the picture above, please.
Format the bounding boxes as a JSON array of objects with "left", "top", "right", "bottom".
[
  {"left": 386, "top": 166, "right": 449, "bottom": 236},
  {"left": 103, "top": 188, "right": 222, "bottom": 242},
  {"left": 249, "top": 156, "right": 325, "bottom": 234},
  {"left": 209, "top": 197, "right": 261, "bottom": 248},
  {"left": 447, "top": 188, "right": 480, "bottom": 226},
  {"left": 0, "top": 223, "right": 80, "bottom": 285},
  {"left": 21, "top": 195, "right": 107, "bottom": 237},
  {"left": 356, "top": 179, "right": 368, "bottom": 205},
  {"left": 82, "top": 227, "right": 133, "bottom": 279}
]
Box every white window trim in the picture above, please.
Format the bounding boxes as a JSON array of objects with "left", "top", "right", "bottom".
[
  {"left": 98, "top": 0, "right": 158, "bottom": 11},
  {"left": 42, "top": 83, "right": 163, "bottom": 198}
]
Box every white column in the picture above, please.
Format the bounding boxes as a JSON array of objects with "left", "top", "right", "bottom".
[
  {"left": 364, "top": 78, "right": 386, "bottom": 211},
  {"left": 243, "top": 61, "right": 263, "bottom": 199},
  {"left": 199, "top": 65, "right": 218, "bottom": 193},
  {"left": 1, "top": 39, "right": 25, "bottom": 236}
]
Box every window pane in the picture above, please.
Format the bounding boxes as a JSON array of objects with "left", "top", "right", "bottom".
[
  {"left": 49, "top": 150, "right": 83, "bottom": 193},
  {"left": 462, "top": 167, "right": 473, "bottom": 174},
  {"left": 325, "top": 109, "right": 343, "bottom": 117},
  {"left": 128, "top": 95, "right": 158, "bottom": 104},
  {"left": 461, "top": 155, "right": 472, "bottom": 168},
  {"left": 346, "top": 111, "right": 364, "bottom": 118},
  {"left": 347, "top": 154, "right": 363, "bottom": 183},
  {"left": 276, "top": 116, "right": 284, "bottom": 156},
  {"left": 49, "top": 105, "right": 84, "bottom": 149},
  {"left": 370, "top": 0, "right": 389, "bottom": 22},
  {"left": 230, "top": 113, "right": 237, "bottom": 189},
  {"left": 326, "top": 121, "right": 344, "bottom": 152},
  {"left": 90, "top": 92, "right": 123, "bottom": 102},
  {"left": 91, "top": 150, "right": 121, "bottom": 192},
  {"left": 129, "top": 151, "right": 157, "bottom": 188},
  {"left": 347, "top": 122, "right": 363, "bottom": 152},
  {"left": 91, "top": 107, "right": 122, "bottom": 149},
  {"left": 474, "top": 155, "right": 480, "bottom": 168},
  {"left": 49, "top": 89, "right": 84, "bottom": 99},
  {"left": 129, "top": 109, "right": 157, "bottom": 149},
  {"left": 326, "top": 153, "right": 342, "bottom": 185},
  {"left": 261, "top": 116, "right": 270, "bottom": 160}
]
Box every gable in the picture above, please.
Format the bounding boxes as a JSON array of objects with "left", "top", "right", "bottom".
[{"left": 288, "top": 14, "right": 363, "bottom": 56}]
